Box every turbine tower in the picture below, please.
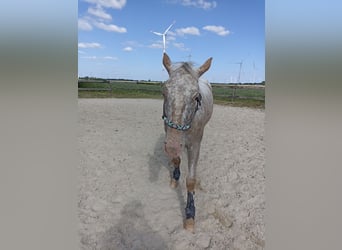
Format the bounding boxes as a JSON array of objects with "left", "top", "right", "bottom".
[{"left": 236, "top": 60, "right": 243, "bottom": 84}]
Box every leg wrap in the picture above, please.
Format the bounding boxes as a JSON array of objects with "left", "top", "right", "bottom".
[
  {"left": 170, "top": 157, "right": 181, "bottom": 188},
  {"left": 185, "top": 191, "right": 195, "bottom": 219},
  {"left": 173, "top": 167, "right": 180, "bottom": 181},
  {"left": 172, "top": 156, "right": 181, "bottom": 181}
]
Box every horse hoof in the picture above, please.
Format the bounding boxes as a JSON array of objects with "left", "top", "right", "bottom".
[
  {"left": 184, "top": 218, "right": 195, "bottom": 233},
  {"left": 170, "top": 179, "right": 178, "bottom": 188}
]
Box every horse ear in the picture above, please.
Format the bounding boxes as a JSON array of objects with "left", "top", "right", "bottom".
[
  {"left": 163, "top": 53, "right": 172, "bottom": 75},
  {"left": 198, "top": 57, "right": 213, "bottom": 77}
]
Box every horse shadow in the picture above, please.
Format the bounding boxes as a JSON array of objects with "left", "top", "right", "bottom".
[
  {"left": 148, "top": 134, "right": 168, "bottom": 182},
  {"left": 99, "top": 200, "right": 168, "bottom": 250},
  {"left": 148, "top": 134, "right": 186, "bottom": 219}
]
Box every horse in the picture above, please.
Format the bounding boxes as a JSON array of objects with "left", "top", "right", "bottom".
[{"left": 161, "top": 53, "right": 213, "bottom": 232}]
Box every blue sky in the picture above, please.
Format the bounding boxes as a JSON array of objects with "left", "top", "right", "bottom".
[{"left": 78, "top": 0, "right": 265, "bottom": 83}]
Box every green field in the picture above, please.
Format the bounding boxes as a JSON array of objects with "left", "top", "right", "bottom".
[{"left": 78, "top": 80, "right": 265, "bottom": 108}]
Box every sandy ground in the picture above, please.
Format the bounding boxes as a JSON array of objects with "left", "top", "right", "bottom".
[{"left": 78, "top": 98, "right": 265, "bottom": 250}]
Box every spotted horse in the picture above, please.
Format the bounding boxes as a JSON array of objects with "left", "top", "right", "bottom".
[{"left": 161, "top": 53, "right": 213, "bottom": 232}]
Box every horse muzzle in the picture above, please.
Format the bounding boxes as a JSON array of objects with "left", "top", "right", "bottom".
[{"left": 164, "top": 130, "right": 183, "bottom": 159}]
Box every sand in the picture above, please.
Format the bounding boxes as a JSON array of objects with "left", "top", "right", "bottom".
[{"left": 78, "top": 98, "right": 265, "bottom": 250}]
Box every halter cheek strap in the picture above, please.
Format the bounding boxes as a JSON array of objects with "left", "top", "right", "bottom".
[{"left": 162, "top": 94, "right": 201, "bottom": 131}]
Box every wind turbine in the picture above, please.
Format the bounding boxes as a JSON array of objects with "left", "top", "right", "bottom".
[
  {"left": 187, "top": 53, "right": 192, "bottom": 61},
  {"left": 235, "top": 60, "right": 244, "bottom": 84},
  {"left": 182, "top": 52, "right": 192, "bottom": 62},
  {"left": 253, "top": 61, "right": 256, "bottom": 83},
  {"left": 151, "top": 21, "right": 175, "bottom": 53}
]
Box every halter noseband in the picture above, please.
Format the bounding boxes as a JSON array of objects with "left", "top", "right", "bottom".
[{"left": 162, "top": 94, "right": 201, "bottom": 131}]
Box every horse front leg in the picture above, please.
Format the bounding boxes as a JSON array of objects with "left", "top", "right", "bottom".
[
  {"left": 170, "top": 156, "right": 181, "bottom": 188},
  {"left": 184, "top": 141, "right": 201, "bottom": 232}
]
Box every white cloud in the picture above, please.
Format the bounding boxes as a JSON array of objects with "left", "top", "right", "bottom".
[
  {"left": 103, "top": 56, "right": 118, "bottom": 60},
  {"left": 203, "top": 25, "right": 230, "bottom": 36},
  {"left": 166, "top": 34, "right": 176, "bottom": 41},
  {"left": 176, "top": 27, "right": 200, "bottom": 36},
  {"left": 78, "top": 18, "right": 93, "bottom": 31},
  {"left": 149, "top": 43, "right": 163, "bottom": 49},
  {"left": 88, "top": 6, "right": 112, "bottom": 20},
  {"left": 85, "top": 0, "right": 127, "bottom": 9},
  {"left": 78, "top": 42, "right": 102, "bottom": 48},
  {"left": 94, "top": 21, "right": 127, "bottom": 33},
  {"left": 81, "top": 56, "right": 118, "bottom": 60},
  {"left": 173, "top": 42, "right": 190, "bottom": 51},
  {"left": 81, "top": 56, "right": 97, "bottom": 60},
  {"left": 178, "top": 0, "right": 217, "bottom": 10},
  {"left": 81, "top": 1, "right": 127, "bottom": 33},
  {"left": 123, "top": 46, "right": 133, "bottom": 52}
]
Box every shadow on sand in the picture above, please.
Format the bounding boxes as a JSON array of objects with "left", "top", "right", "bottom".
[
  {"left": 148, "top": 133, "right": 186, "bottom": 220},
  {"left": 147, "top": 134, "right": 169, "bottom": 183},
  {"left": 99, "top": 200, "right": 168, "bottom": 250}
]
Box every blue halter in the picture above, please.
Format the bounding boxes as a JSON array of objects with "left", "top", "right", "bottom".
[
  {"left": 162, "top": 94, "right": 201, "bottom": 131},
  {"left": 162, "top": 115, "right": 192, "bottom": 131}
]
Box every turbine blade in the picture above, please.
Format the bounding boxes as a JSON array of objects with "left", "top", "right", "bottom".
[
  {"left": 164, "top": 21, "right": 175, "bottom": 34},
  {"left": 152, "top": 32, "right": 163, "bottom": 36}
]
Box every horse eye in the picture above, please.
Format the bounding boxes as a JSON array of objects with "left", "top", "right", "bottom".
[{"left": 195, "top": 93, "right": 202, "bottom": 102}]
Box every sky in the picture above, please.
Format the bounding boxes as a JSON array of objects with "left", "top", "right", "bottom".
[{"left": 78, "top": 0, "right": 265, "bottom": 83}]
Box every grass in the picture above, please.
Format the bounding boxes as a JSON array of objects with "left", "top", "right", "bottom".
[{"left": 78, "top": 80, "right": 264, "bottom": 109}]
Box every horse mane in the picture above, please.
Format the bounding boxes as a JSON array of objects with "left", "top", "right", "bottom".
[{"left": 170, "top": 61, "right": 198, "bottom": 80}]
